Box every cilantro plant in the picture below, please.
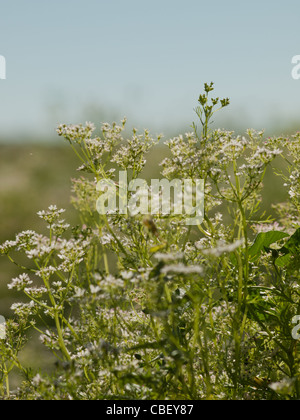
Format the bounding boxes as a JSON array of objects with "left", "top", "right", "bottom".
[{"left": 0, "top": 83, "right": 299, "bottom": 400}]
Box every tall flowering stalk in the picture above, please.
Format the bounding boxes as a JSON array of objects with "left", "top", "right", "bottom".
[{"left": 0, "top": 84, "right": 299, "bottom": 400}]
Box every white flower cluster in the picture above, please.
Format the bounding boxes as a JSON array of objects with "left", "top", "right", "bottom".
[
  {"left": 287, "top": 169, "right": 300, "bottom": 200},
  {"left": 37, "top": 205, "right": 65, "bottom": 223},
  {"left": 161, "top": 132, "right": 199, "bottom": 178},
  {"left": 220, "top": 136, "right": 248, "bottom": 159},
  {"left": 36, "top": 266, "right": 57, "bottom": 280},
  {"left": 161, "top": 263, "right": 203, "bottom": 275},
  {"left": 71, "top": 177, "right": 100, "bottom": 214},
  {"left": 85, "top": 119, "right": 127, "bottom": 159},
  {"left": 25, "top": 235, "right": 56, "bottom": 260},
  {"left": 24, "top": 286, "right": 48, "bottom": 298},
  {"left": 0, "top": 239, "right": 17, "bottom": 254},
  {"left": 10, "top": 301, "right": 36, "bottom": 317},
  {"left": 57, "top": 121, "right": 96, "bottom": 143},
  {"left": 287, "top": 133, "right": 300, "bottom": 164},
  {"left": 111, "top": 128, "right": 160, "bottom": 172},
  {"left": 252, "top": 221, "right": 284, "bottom": 234},
  {"left": 0, "top": 231, "right": 41, "bottom": 254},
  {"left": 251, "top": 145, "right": 282, "bottom": 164},
  {"left": 196, "top": 239, "right": 245, "bottom": 258},
  {"left": 57, "top": 238, "right": 90, "bottom": 272},
  {"left": 8, "top": 273, "right": 33, "bottom": 291}
]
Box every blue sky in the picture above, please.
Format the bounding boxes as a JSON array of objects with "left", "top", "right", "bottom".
[{"left": 0, "top": 0, "right": 300, "bottom": 140}]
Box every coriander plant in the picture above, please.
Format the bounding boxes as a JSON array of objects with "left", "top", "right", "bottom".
[{"left": 0, "top": 83, "right": 299, "bottom": 400}]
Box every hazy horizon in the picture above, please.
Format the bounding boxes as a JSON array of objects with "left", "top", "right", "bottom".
[{"left": 1, "top": 0, "right": 300, "bottom": 141}]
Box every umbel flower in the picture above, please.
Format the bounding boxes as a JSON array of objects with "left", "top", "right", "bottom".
[
  {"left": 1, "top": 83, "right": 299, "bottom": 400},
  {"left": 8, "top": 273, "right": 33, "bottom": 291}
]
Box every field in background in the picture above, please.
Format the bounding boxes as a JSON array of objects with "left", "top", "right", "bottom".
[
  {"left": 0, "top": 135, "right": 289, "bottom": 313},
  {"left": 0, "top": 122, "right": 292, "bottom": 392},
  {"left": 0, "top": 145, "right": 78, "bottom": 314},
  {"left": 0, "top": 142, "right": 169, "bottom": 314}
]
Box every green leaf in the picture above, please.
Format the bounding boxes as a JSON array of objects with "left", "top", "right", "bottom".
[
  {"left": 275, "top": 227, "right": 300, "bottom": 268},
  {"left": 275, "top": 253, "right": 292, "bottom": 268},
  {"left": 279, "top": 227, "right": 300, "bottom": 254},
  {"left": 249, "top": 231, "right": 290, "bottom": 261}
]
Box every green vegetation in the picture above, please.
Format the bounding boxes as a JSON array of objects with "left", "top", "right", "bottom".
[{"left": 0, "top": 84, "right": 299, "bottom": 400}]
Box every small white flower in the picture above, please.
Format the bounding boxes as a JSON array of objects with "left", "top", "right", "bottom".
[
  {"left": 74, "top": 287, "right": 85, "bottom": 298},
  {"left": 90, "top": 285, "right": 101, "bottom": 294},
  {"left": 0, "top": 240, "right": 17, "bottom": 254},
  {"left": 154, "top": 252, "right": 184, "bottom": 261},
  {"left": 120, "top": 270, "right": 134, "bottom": 280},
  {"left": 100, "top": 234, "right": 114, "bottom": 245},
  {"left": 32, "top": 374, "right": 43, "bottom": 387},
  {"left": 36, "top": 266, "right": 57, "bottom": 279},
  {"left": 161, "top": 263, "right": 203, "bottom": 275},
  {"left": 8, "top": 273, "right": 33, "bottom": 291},
  {"left": 11, "top": 301, "right": 35, "bottom": 317},
  {"left": 252, "top": 222, "right": 283, "bottom": 234},
  {"left": 24, "top": 286, "right": 47, "bottom": 298},
  {"left": 197, "top": 239, "right": 244, "bottom": 257}
]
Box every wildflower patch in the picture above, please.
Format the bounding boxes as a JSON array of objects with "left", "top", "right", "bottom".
[
  {"left": 1, "top": 82, "right": 300, "bottom": 400},
  {"left": 96, "top": 171, "right": 204, "bottom": 225}
]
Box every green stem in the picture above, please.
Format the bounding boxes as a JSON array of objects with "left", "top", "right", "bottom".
[
  {"left": 4, "top": 363, "right": 10, "bottom": 398},
  {"left": 35, "top": 260, "right": 71, "bottom": 361},
  {"left": 54, "top": 312, "right": 71, "bottom": 361}
]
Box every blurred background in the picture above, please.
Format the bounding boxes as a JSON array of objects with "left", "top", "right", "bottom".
[
  {"left": 1, "top": 0, "right": 300, "bottom": 140},
  {"left": 0, "top": 0, "right": 299, "bottom": 375}
]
